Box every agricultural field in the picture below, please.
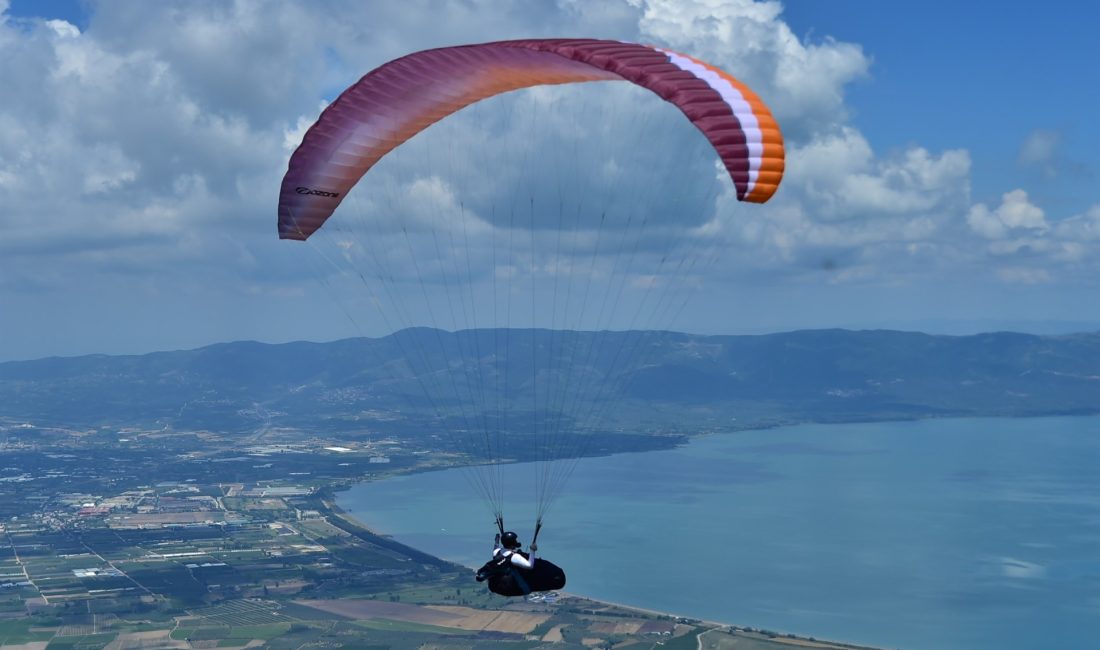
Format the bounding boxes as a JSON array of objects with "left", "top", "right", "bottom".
[
  {"left": 0, "top": 432, "right": 874, "bottom": 650},
  {"left": 0, "top": 513, "right": 866, "bottom": 650},
  {"left": 1, "top": 507, "right": 737, "bottom": 650},
  {"left": 0, "top": 618, "right": 57, "bottom": 645}
]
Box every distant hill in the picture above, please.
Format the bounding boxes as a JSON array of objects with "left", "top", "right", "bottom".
[{"left": 2, "top": 328, "right": 1099, "bottom": 434}]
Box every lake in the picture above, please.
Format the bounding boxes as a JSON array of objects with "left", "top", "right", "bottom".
[{"left": 338, "top": 416, "right": 1100, "bottom": 650}]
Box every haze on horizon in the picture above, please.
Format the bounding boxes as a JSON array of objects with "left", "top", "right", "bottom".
[{"left": 3, "top": 0, "right": 1100, "bottom": 362}]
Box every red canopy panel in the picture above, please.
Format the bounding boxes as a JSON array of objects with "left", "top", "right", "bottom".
[{"left": 279, "top": 39, "right": 785, "bottom": 241}]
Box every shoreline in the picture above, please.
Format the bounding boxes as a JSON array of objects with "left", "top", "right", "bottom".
[
  {"left": 323, "top": 413, "right": 1100, "bottom": 650},
  {"left": 344, "top": 412, "right": 1096, "bottom": 488},
  {"left": 561, "top": 592, "right": 883, "bottom": 650},
  {"left": 324, "top": 491, "right": 885, "bottom": 650}
]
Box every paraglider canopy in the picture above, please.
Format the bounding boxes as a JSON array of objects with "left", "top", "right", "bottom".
[{"left": 279, "top": 38, "right": 784, "bottom": 241}]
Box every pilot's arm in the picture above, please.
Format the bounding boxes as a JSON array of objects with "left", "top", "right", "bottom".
[{"left": 507, "top": 550, "right": 535, "bottom": 570}]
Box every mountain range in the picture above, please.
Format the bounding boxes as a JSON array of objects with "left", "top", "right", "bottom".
[{"left": 2, "top": 328, "right": 1099, "bottom": 435}]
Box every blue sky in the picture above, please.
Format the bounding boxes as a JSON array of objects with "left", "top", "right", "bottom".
[
  {"left": 2, "top": 0, "right": 1099, "bottom": 361},
  {"left": 782, "top": 1, "right": 1098, "bottom": 215}
]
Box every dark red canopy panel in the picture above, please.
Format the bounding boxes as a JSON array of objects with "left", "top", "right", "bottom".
[{"left": 279, "top": 39, "right": 784, "bottom": 241}]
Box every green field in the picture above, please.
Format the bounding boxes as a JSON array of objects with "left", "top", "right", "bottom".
[
  {"left": 0, "top": 618, "right": 58, "bottom": 644},
  {"left": 354, "top": 617, "right": 477, "bottom": 635},
  {"left": 45, "top": 633, "right": 117, "bottom": 650},
  {"left": 170, "top": 622, "right": 291, "bottom": 642}
]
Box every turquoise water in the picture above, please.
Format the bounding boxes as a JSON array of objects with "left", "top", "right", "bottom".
[{"left": 339, "top": 416, "right": 1100, "bottom": 650}]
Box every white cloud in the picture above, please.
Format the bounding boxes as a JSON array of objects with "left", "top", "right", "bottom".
[
  {"left": 284, "top": 106, "right": 325, "bottom": 153},
  {"left": 2, "top": 0, "right": 1099, "bottom": 358},
  {"left": 1054, "top": 204, "right": 1100, "bottom": 242},
  {"left": 0, "top": 0, "right": 877, "bottom": 298},
  {"left": 0, "top": 5, "right": 282, "bottom": 268},
  {"left": 790, "top": 128, "right": 971, "bottom": 220},
  {"left": 45, "top": 18, "right": 79, "bottom": 39},
  {"left": 636, "top": 0, "right": 869, "bottom": 140},
  {"left": 959, "top": 192, "right": 1100, "bottom": 283},
  {"left": 688, "top": 125, "right": 976, "bottom": 287},
  {"left": 967, "top": 190, "right": 1049, "bottom": 240}
]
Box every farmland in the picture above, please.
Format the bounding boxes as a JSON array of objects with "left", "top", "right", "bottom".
[{"left": 0, "top": 421, "right": 877, "bottom": 650}]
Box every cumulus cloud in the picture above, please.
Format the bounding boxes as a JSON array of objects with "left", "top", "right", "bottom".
[
  {"left": 968, "top": 190, "right": 1049, "bottom": 240},
  {"left": 0, "top": 0, "right": 877, "bottom": 297},
  {"left": 2, "top": 0, "right": 1099, "bottom": 358},
  {"left": 688, "top": 125, "right": 975, "bottom": 287},
  {"left": 1054, "top": 204, "right": 1100, "bottom": 242},
  {"left": 0, "top": 8, "right": 280, "bottom": 270},
  {"left": 959, "top": 191, "right": 1100, "bottom": 284},
  {"left": 790, "top": 128, "right": 971, "bottom": 221},
  {"left": 635, "top": 0, "right": 869, "bottom": 141}
]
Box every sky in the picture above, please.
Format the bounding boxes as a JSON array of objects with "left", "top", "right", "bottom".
[{"left": 2, "top": 0, "right": 1100, "bottom": 361}]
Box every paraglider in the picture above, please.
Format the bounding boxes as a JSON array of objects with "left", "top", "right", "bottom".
[
  {"left": 476, "top": 531, "right": 566, "bottom": 597},
  {"left": 278, "top": 39, "right": 785, "bottom": 596}
]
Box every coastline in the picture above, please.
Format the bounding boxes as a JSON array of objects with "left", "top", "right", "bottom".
[
  {"left": 557, "top": 591, "right": 884, "bottom": 650},
  {"left": 323, "top": 489, "right": 886, "bottom": 650},
  {"left": 323, "top": 413, "right": 1100, "bottom": 650}
]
